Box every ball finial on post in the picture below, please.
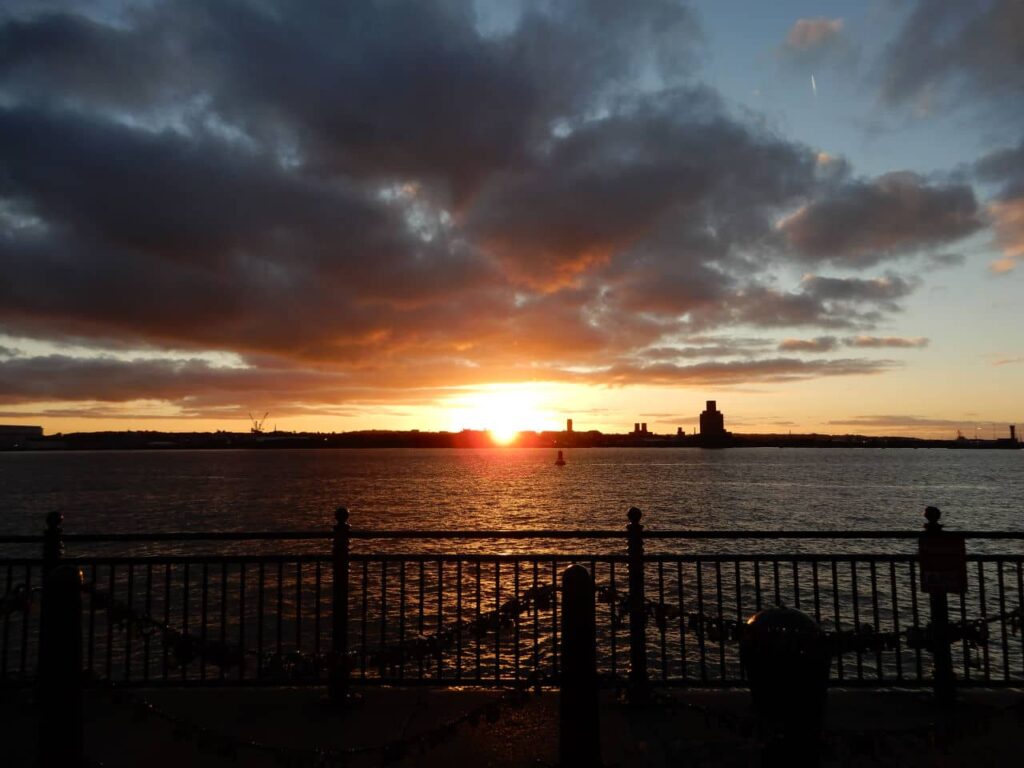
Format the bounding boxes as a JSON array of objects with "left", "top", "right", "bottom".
[
  {"left": 924, "top": 506, "right": 942, "bottom": 531},
  {"left": 627, "top": 507, "right": 643, "bottom": 525},
  {"left": 335, "top": 506, "right": 350, "bottom": 525}
]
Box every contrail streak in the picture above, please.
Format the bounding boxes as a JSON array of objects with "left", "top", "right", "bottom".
[{"left": 811, "top": 74, "right": 817, "bottom": 97}]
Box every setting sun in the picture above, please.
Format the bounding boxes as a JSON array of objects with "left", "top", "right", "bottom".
[{"left": 443, "top": 384, "right": 556, "bottom": 443}]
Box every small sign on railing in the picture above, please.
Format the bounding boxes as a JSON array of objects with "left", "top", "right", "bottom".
[{"left": 919, "top": 532, "right": 967, "bottom": 594}]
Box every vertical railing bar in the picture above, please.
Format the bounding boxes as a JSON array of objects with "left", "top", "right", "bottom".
[
  {"left": 179, "top": 561, "right": 187, "bottom": 684},
  {"left": 19, "top": 566, "right": 31, "bottom": 677},
  {"left": 908, "top": 562, "right": 922, "bottom": 680},
  {"left": 437, "top": 560, "right": 443, "bottom": 680},
  {"left": 772, "top": 560, "right": 780, "bottom": 606},
  {"left": 360, "top": 560, "right": 369, "bottom": 680},
  {"left": 513, "top": 559, "right": 520, "bottom": 684},
  {"left": 551, "top": 559, "right": 559, "bottom": 680},
  {"left": 1017, "top": 561, "right": 1024, "bottom": 679},
  {"left": 379, "top": 561, "right": 388, "bottom": 679},
  {"left": 870, "top": 560, "right": 882, "bottom": 679},
  {"left": 418, "top": 560, "right": 425, "bottom": 680},
  {"left": 125, "top": 563, "right": 135, "bottom": 682},
  {"left": 313, "top": 561, "right": 321, "bottom": 663},
  {"left": 532, "top": 560, "right": 540, "bottom": 676},
  {"left": 199, "top": 563, "right": 208, "bottom": 682},
  {"left": 658, "top": 561, "right": 667, "bottom": 681},
  {"left": 676, "top": 561, "right": 686, "bottom": 682},
  {"left": 792, "top": 561, "right": 800, "bottom": 610},
  {"left": 108, "top": 564, "right": 116, "bottom": 680},
  {"left": 238, "top": 563, "right": 247, "bottom": 681},
  {"left": 811, "top": 560, "right": 821, "bottom": 625},
  {"left": 734, "top": 561, "right": 743, "bottom": 683},
  {"left": 494, "top": 561, "right": 500, "bottom": 682},
  {"left": 998, "top": 560, "right": 1010, "bottom": 681},
  {"left": 889, "top": 561, "right": 903, "bottom": 681},
  {"left": 659, "top": 561, "right": 667, "bottom": 684},
  {"left": 364, "top": 561, "right": 372, "bottom": 679},
  {"left": 141, "top": 563, "right": 152, "bottom": 682},
  {"left": 831, "top": 559, "right": 843, "bottom": 681},
  {"left": 1, "top": 564, "right": 10, "bottom": 678},
  {"left": 696, "top": 561, "right": 707, "bottom": 682},
  {"left": 978, "top": 561, "right": 990, "bottom": 681},
  {"left": 219, "top": 562, "right": 227, "bottom": 681},
  {"left": 608, "top": 560, "right": 617, "bottom": 678},
  {"left": 850, "top": 560, "right": 862, "bottom": 681},
  {"left": 455, "top": 559, "right": 463, "bottom": 681},
  {"left": 475, "top": 562, "right": 482, "bottom": 681},
  {"left": 753, "top": 561, "right": 762, "bottom": 611},
  {"left": 162, "top": 563, "right": 170, "bottom": 681},
  {"left": 314, "top": 561, "right": 322, "bottom": 659},
  {"left": 398, "top": 560, "right": 406, "bottom": 681},
  {"left": 959, "top": 585, "right": 970, "bottom": 681},
  {"left": 296, "top": 561, "right": 303, "bottom": 653},
  {"left": 257, "top": 562, "right": 265, "bottom": 678},
  {"left": 276, "top": 561, "right": 284, "bottom": 658},
  {"left": 714, "top": 561, "right": 725, "bottom": 680}
]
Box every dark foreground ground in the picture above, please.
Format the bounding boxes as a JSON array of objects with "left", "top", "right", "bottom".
[{"left": 2, "top": 686, "right": 1022, "bottom": 767}]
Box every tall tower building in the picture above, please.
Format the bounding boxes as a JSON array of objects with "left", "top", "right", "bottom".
[
  {"left": 566, "top": 419, "right": 573, "bottom": 433},
  {"left": 699, "top": 400, "right": 726, "bottom": 437}
]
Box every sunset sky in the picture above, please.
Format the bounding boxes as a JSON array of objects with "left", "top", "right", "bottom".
[{"left": 0, "top": 0, "right": 1022, "bottom": 438}]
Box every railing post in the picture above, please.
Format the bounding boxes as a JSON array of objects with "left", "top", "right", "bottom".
[
  {"left": 560, "top": 564, "right": 600, "bottom": 767},
  {"left": 42, "top": 511, "right": 64, "bottom": 578},
  {"left": 920, "top": 506, "right": 957, "bottom": 705},
  {"left": 329, "top": 506, "right": 351, "bottom": 703},
  {"left": 626, "top": 506, "right": 648, "bottom": 699},
  {"left": 37, "top": 565, "right": 84, "bottom": 768}
]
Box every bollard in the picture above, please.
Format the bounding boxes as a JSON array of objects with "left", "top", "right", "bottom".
[
  {"left": 740, "top": 606, "right": 829, "bottom": 768},
  {"left": 37, "top": 565, "right": 84, "bottom": 768},
  {"left": 626, "top": 506, "right": 648, "bottom": 699},
  {"left": 42, "top": 511, "right": 64, "bottom": 578},
  {"left": 560, "top": 564, "right": 600, "bottom": 768},
  {"left": 919, "top": 506, "right": 963, "bottom": 706},
  {"left": 329, "top": 506, "right": 351, "bottom": 703}
]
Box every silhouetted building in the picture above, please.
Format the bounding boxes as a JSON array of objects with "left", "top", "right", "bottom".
[
  {"left": 634, "top": 422, "right": 640, "bottom": 434},
  {"left": 641, "top": 422, "right": 647, "bottom": 433},
  {"left": 566, "top": 419, "right": 573, "bottom": 433},
  {"left": 0, "top": 425, "right": 43, "bottom": 449},
  {"left": 699, "top": 401, "right": 726, "bottom": 438},
  {"left": 677, "top": 427, "right": 684, "bottom": 436},
  {"left": 1012, "top": 425, "right": 1017, "bottom": 442}
]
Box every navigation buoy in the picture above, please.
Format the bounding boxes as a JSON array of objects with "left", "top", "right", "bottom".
[{"left": 555, "top": 450, "right": 566, "bottom": 466}]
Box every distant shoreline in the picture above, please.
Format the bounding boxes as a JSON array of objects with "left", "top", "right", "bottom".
[{"left": 2, "top": 429, "right": 1020, "bottom": 452}]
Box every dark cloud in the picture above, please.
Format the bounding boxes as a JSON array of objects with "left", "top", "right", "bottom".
[
  {"left": 0, "top": 1, "right": 979, "bottom": 414},
  {"left": 844, "top": 336, "right": 929, "bottom": 349},
  {"left": 878, "top": 0, "right": 1024, "bottom": 114},
  {"left": 975, "top": 137, "right": 1024, "bottom": 272},
  {"left": 779, "top": 172, "right": 981, "bottom": 265},
  {"left": 599, "top": 357, "right": 896, "bottom": 386},
  {"left": 778, "top": 337, "right": 838, "bottom": 352},
  {"left": 801, "top": 274, "right": 916, "bottom": 307}
]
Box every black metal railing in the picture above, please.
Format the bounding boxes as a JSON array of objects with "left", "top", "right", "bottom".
[{"left": 2, "top": 507, "right": 1022, "bottom": 691}]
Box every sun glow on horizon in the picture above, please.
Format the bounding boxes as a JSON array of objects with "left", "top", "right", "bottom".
[{"left": 443, "top": 384, "right": 557, "bottom": 443}]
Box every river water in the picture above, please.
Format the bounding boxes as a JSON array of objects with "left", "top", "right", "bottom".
[
  {"left": 2, "top": 447, "right": 1022, "bottom": 684},
  {"left": 1, "top": 447, "right": 1020, "bottom": 538}
]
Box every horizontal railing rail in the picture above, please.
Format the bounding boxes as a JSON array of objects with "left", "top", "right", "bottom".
[
  {"left": 3, "top": 529, "right": 1023, "bottom": 544},
  {"left": 2, "top": 506, "right": 1022, "bottom": 697}
]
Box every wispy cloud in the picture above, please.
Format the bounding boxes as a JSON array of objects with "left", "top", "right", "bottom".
[{"left": 845, "top": 336, "right": 929, "bottom": 349}]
